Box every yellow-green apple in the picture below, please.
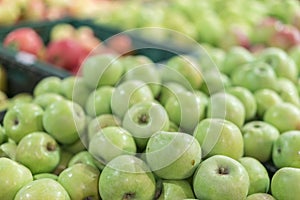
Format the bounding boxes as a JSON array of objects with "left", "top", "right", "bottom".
[
  {"left": 68, "top": 150, "right": 97, "bottom": 169},
  {"left": 146, "top": 131, "right": 201, "bottom": 179},
  {"left": 85, "top": 86, "right": 114, "bottom": 117},
  {"left": 239, "top": 157, "right": 270, "bottom": 195},
  {"left": 272, "top": 130, "right": 300, "bottom": 168},
  {"left": 43, "top": 99, "right": 86, "bottom": 144},
  {"left": 15, "top": 132, "right": 60, "bottom": 174},
  {"left": 88, "top": 126, "right": 136, "bottom": 165},
  {"left": 193, "top": 155, "right": 249, "bottom": 200},
  {"left": 194, "top": 118, "right": 244, "bottom": 159},
  {"left": 158, "top": 82, "right": 187, "bottom": 106},
  {"left": 0, "top": 141, "right": 17, "bottom": 160},
  {"left": 271, "top": 167, "right": 300, "bottom": 200},
  {"left": 99, "top": 155, "right": 156, "bottom": 200},
  {"left": 53, "top": 150, "right": 73, "bottom": 175},
  {"left": 0, "top": 1, "right": 21, "bottom": 26},
  {"left": 0, "top": 124, "right": 7, "bottom": 145},
  {"left": 246, "top": 193, "right": 276, "bottom": 200},
  {"left": 3, "top": 103, "right": 44, "bottom": 143},
  {"left": 33, "top": 173, "right": 58, "bottom": 181},
  {"left": 33, "top": 76, "right": 62, "bottom": 97},
  {"left": 242, "top": 121, "right": 280, "bottom": 162},
  {"left": 33, "top": 93, "right": 64, "bottom": 109},
  {"left": 123, "top": 101, "right": 169, "bottom": 150},
  {"left": 14, "top": 178, "right": 70, "bottom": 200},
  {"left": 0, "top": 157, "right": 33, "bottom": 200},
  {"left": 277, "top": 77, "right": 300, "bottom": 107},
  {"left": 58, "top": 163, "right": 100, "bottom": 200},
  {"left": 50, "top": 23, "right": 76, "bottom": 41},
  {"left": 264, "top": 102, "right": 300, "bottom": 132},
  {"left": 254, "top": 89, "right": 282, "bottom": 118},
  {"left": 156, "top": 180, "right": 195, "bottom": 200},
  {"left": 111, "top": 80, "right": 154, "bottom": 119},
  {"left": 62, "top": 138, "right": 86, "bottom": 154},
  {"left": 207, "top": 92, "right": 245, "bottom": 128}
]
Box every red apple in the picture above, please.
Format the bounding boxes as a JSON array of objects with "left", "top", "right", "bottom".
[
  {"left": 106, "top": 34, "right": 134, "bottom": 56},
  {"left": 3, "top": 28, "right": 45, "bottom": 59},
  {"left": 45, "top": 39, "right": 89, "bottom": 73}
]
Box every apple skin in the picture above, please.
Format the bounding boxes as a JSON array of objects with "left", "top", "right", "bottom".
[
  {"left": 3, "top": 103, "right": 44, "bottom": 143},
  {"left": 53, "top": 150, "right": 73, "bottom": 175},
  {"left": 146, "top": 131, "right": 201, "bottom": 180},
  {"left": 157, "top": 180, "right": 195, "bottom": 200},
  {"left": 0, "top": 2, "right": 21, "bottom": 26},
  {"left": 165, "top": 91, "right": 201, "bottom": 133},
  {"left": 272, "top": 131, "right": 300, "bottom": 168},
  {"left": 50, "top": 23, "right": 76, "bottom": 41},
  {"left": 0, "top": 124, "right": 7, "bottom": 145},
  {"left": 14, "top": 178, "right": 71, "bottom": 200},
  {"left": 246, "top": 193, "right": 276, "bottom": 200},
  {"left": 82, "top": 54, "right": 124, "bottom": 89},
  {"left": 85, "top": 86, "right": 114, "bottom": 117},
  {"left": 239, "top": 157, "right": 270, "bottom": 195},
  {"left": 271, "top": 167, "right": 300, "bottom": 200},
  {"left": 87, "top": 114, "right": 121, "bottom": 143},
  {"left": 88, "top": 126, "right": 136, "bottom": 165},
  {"left": 194, "top": 118, "right": 244, "bottom": 160},
  {"left": 122, "top": 101, "right": 169, "bottom": 150},
  {"left": 277, "top": 77, "right": 300, "bottom": 107},
  {"left": 242, "top": 121, "right": 280, "bottom": 162},
  {"left": 43, "top": 99, "right": 86, "bottom": 144},
  {"left": 99, "top": 155, "right": 156, "bottom": 200},
  {"left": 220, "top": 46, "right": 254, "bottom": 76},
  {"left": 227, "top": 86, "right": 257, "bottom": 121},
  {"left": 207, "top": 92, "right": 245, "bottom": 128},
  {"left": 158, "top": 82, "right": 187, "bottom": 106},
  {"left": 58, "top": 163, "right": 100, "bottom": 200},
  {"left": 288, "top": 45, "right": 300, "bottom": 73},
  {"left": 264, "top": 102, "right": 300, "bottom": 132},
  {"left": 33, "top": 76, "right": 62, "bottom": 97},
  {"left": 0, "top": 140, "right": 17, "bottom": 160},
  {"left": 60, "top": 76, "right": 93, "bottom": 108},
  {"left": 0, "top": 157, "right": 33, "bottom": 200},
  {"left": 254, "top": 89, "right": 283, "bottom": 118},
  {"left": 33, "top": 173, "right": 58, "bottom": 181},
  {"left": 15, "top": 132, "right": 60, "bottom": 174},
  {"left": 111, "top": 80, "right": 154, "bottom": 119},
  {"left": 257, "top": 47, "right": 298, "bottom": 83},
  {"left": 68, "top": 150, "right": 97, "bottom": 169},
  {"left": 231, "top": 61, "right": 278, "bottom": 92},
  {"left": 193, "top": 155, "right": 249, "bottom": 200},
  {"left": 62, "top": 138, "right": 86, "bottom": 154},
  {"left": 33, "top": 93, "right": 64, "bottom": 109},
  {"left": 160, "top": 55, "right": 203, "bottom": 90}
]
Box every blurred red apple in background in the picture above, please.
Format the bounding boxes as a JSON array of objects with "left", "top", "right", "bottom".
[{"left": 3, "top": 27, "right": 45, "bottom": 59}]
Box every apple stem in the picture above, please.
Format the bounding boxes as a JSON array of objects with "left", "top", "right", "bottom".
[
  {"left": 218, "top": 167, "right": 229, "bottom": 175},
  {"left": 46, "top": 142, "right": 56, "bottom": 151},
  {"left": 123, "top": 192, "right": 135, "bottom": 200},
  {"left": 138, "top": 114, "right": 149, "bottom": 124}
]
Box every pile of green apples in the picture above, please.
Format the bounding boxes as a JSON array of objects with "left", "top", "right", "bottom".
[{"left": 0, "top": 46, "right": 300, "bottom": 200}]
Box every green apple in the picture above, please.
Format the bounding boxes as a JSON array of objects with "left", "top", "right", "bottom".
[
  {"left": 123, "top": 60, "right": 161, "bottom": 97},
  {"left": 61, "top": 76, "right": 93, "bottom": 108},
  {"left": 168, "top": 121, "right": 180, "bottom": 132},
  {"left": 111, "top": 80, "right": 154, "bottom": 119},
  {"left": 82, "top": 54, "right": 124, "bottom": 89},
  {"left": 194, "top": 118, "right": 244, "bottom": 159},
  {"left": 9, "top": 93, "right": 33, "bottom": 107},
  {"left": 254, "top": 89, "right": 282, "bottom": 118},
  {"left": 0, "top": 2, "right": 21, "bottom": 26},
  {"left": 231, "top": 61, "right": 278, "bottom": 92},
  {"left": 58, "top": 163, "right": 100, "bottom": 200},
  {"left": 193, "top": 155, "right": 249, "bottom": 200},
  {"left": 165, "top": 90, "right": 201, "bottom": 133},
  {"left": 246, "top": 193, "right": 276, "bottom": 200},
  {"left": 50, "top": 23, "right": 76, "bottom": 41},
  {"left": 242, "top": 121, "right": 280, "bottom": 162},
  {"left": 33, "top": 93, "right": 64, "bottom": 109},
  {"left": 160, "top": 55, "right": 203, "bottom": 90},
  {"left": 87, "top": 114, "right": 121, "bottom": 143},
  {"left": 264, "top": 102, "right": 300, "bottom": 132},
  {"left": 288, "top": 45, "right": 300, "bottom": 73},
  {"left": 239, "top": 157, "right": 270, "bottom": 195},
  {"left": 3, "top": 103, "right": 44, "bottom": 143},
  {"left": 62, "top": 138, "right": 86, "bottom": 154},
  {"left": 194, "top": 90, "right": 208, "bottom": 120},
  {"left": 157, "top": 180, "right": 195, "bottom": 200},
  {"left": 0, "top": 157, "right": 33, "bottom": 200},
  {"left": 220, "top": 46, "right": 254, "bottom": 76},
  {"left": 14, "top": 178, "right": 70, "bottom": 200},
  {"left": 207, "top": 92, "right": 245, "bottom": 128},
  {"left": 272, "top": 130, "right": 300, "bottom": 168},
  {"left": 271, "top": 167, "right": 300, "bottom": 200},
  {"left": 85, "top": 86, "right": 114, "bottom": 117},
  {"left": 0, "top": 124, "right": 7, "bottom": 145},
  {"left": 257, "top": 47, "right": 298, "bottom": 83},
  {"left": 146, "top": 131, "right": 201, "bottom": 179},
  {"left": 53, "top": 150, "right": 73, "bottom": 175},
  {"left": 68, "top": 150, "right": 97, "bottom": 168},
  {"left": 277, "top": 77, "right": 300, "bottom": 107},
  {"left": 15, "top": 132, "right": 60, "bottom": 174},
  {"left": 88, "top": 126, "right": 136, "bottom": 165},
  {"left": 122, "top": 101, "right": 169, "bottom": 150},
  {"left": 0, "top": 140, "right": 17, "bottom": 160},
  {"left": 33, "top": 173, "right": 58, "bottom": 180},
  {"left": 158, "top": 82, "right": 187, "bottom": 106},
  {"left": 43, "top": 99, "right": 86, "bottom": 144},
  {"left": 33, "top": 76, "right": 62, "bottom": 97},
  {"left": 99, "top": 155, "right": 156, "bottom": 200}
]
